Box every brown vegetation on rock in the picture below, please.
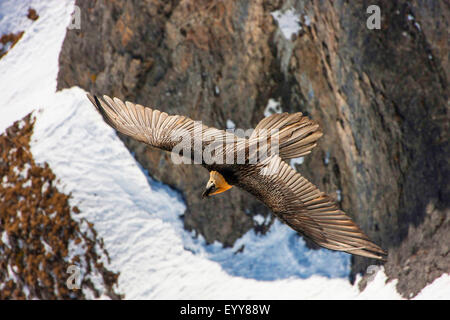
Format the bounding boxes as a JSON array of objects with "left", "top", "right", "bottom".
[
  {"left": 27, "top": 8, "right": 39, "bottom": 21},
  {"left": 0, "top": 114, "right": 122, "bottom": 299},
  {"left": 0, "top": 31, "right": 24, "bottom": 59}
]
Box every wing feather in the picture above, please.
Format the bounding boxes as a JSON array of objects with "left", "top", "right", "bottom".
[
  {"left": 88, "top": 94, "right": 241, "bottom": 164},
  {"left": 237, "top": 156, "right": 387, "bottom": 260}
]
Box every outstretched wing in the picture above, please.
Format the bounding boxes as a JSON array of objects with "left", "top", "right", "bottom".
[
  {"left": 235, "top": 156, "right": 387, "bottom": 260},
  {"left": 87, "top": 94, "right": 239, "bottom": 164}
]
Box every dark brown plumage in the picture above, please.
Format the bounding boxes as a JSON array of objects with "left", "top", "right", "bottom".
[{"left": 87, "top": 94, "right": 387, "bottom": 260}]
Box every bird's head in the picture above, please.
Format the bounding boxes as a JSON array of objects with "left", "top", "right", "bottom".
[{"left": 202, "top": 171, "right": 232, "bottom": 198}]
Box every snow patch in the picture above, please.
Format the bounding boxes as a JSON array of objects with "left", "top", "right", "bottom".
[
  {"left": 271, "top": 9, "right": 302, "bottom": 40},
  {"left": 336, "top": 189, "right": 342, "bottom": 202},
  {"left": 226, "top": 119, "right": 236, "bottom": 130},
  {"left": 253, "top": 214, "right": 266, "bottom": 225},
  {"left": 414, "top": 22, "right": 421, "bottom": 31},
  {"left": 303, "top": 15, "right": 311, "bottom": 27},
  {"left": 323, "top": 151, "right": 330, "bottom": 165},
  {"left": 264, "top": 99, "right": 282, "bottom": 117},
  {"left": 0, "top": 0, "right": 76, "bottom": 133},
  {"left": 290, "top": 157, "right": 304, "bottom": 168},
  {"left": 414, "top": 274, "right": 450, "bottom": 299}
]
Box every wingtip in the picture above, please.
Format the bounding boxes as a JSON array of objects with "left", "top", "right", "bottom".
[
  {"left": 363, "top": 247, "right": 388, "bottom": 262},
  {"left": 86, "top": 93, "right": 112, "bottom": 125},
  {"left": 379, "top": 250, "right": 388, "bottom": 262},
  {"left": 87, "top": 93, "right": 106, "bottom": 112},
  {"left": 86, "top": 93, "right": 100, "bottom": 108},
  {"left": 86, "top": 92, "right": 94, "bottom": 103}
]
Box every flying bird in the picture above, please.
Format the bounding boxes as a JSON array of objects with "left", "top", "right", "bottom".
[{"left": 87, "top": 94, "right": 387, "bottom": 260}]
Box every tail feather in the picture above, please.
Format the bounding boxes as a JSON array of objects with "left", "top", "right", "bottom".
[{"left": 251, "top": 113, "right": 323, "bottom": 160}]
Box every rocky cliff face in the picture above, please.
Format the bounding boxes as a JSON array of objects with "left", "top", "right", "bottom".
[{"left": 57, "top": 0, "right": 449, "bottom": 297}]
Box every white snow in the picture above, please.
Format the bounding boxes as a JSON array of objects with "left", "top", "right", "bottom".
[
  {"left": 0, "top": 0, "right": 448, "bottom": 300},
  {"left": 264, "top": 99, "right": 282, "bottom": 117},
  {"left": 290, "top": 157, "right": 304, "bottom": 168},
  {"left": 271, "top": 9, "right": 302, "bottom": 40},
  {"left": 336, "top": 189, "right": 342, "bottom": 202},
  {"left": 405, "top": 14, "right": 421, "bottom": 31},
  {"left": 1, "top": 232, "right": 10, "bottom": 248},
  {"left": 303, "top": 15, "right": 311, "bottom": 27},
  {"left": 0, "top": 0, "right": 75, "bottom": 132},
  {"left": 414, "top": 22, "right": 421, "bottom": 31},
  {"left": 414, "top": 274, "right": 450, "bottom": 299},
  {"left": 41, "top": 238, "right": 54, "bottom": 255},
  {"left": 253, "top": 214, "right": 266, "bottom": 225},
  {"left": 226, "top": 119, "right": 236, "bottom": 130},
  {"left": 323, "top": 151, "right": 330, "bottom": 165}
]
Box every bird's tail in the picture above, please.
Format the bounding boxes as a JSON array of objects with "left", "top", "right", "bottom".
[{"left": 250, "top": 113, "right": 323, "bottom": 160}]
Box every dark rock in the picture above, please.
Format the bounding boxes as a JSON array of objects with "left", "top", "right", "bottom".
[{"left": 27, "top": 8, "right": 39, "bottom": 21}]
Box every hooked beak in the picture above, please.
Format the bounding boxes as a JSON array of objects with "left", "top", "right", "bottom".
[{"left": 202, "top": 184, "right": 215, "bottom": 198}]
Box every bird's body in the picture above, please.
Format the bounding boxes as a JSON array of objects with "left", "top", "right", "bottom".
[{"left": 87, "top": 94, "right": 387, "bottom": 260}]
